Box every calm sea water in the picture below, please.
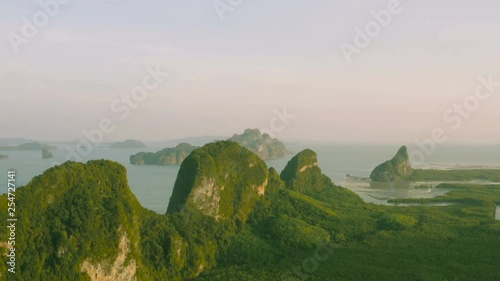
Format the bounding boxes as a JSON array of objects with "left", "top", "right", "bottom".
[{"left": 1, "top": 143, "right": 499, "bottom": 213}]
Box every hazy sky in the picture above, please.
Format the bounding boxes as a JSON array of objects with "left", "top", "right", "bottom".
[{"left": 1, "top": 0, "right": 499, "bottom": 143}]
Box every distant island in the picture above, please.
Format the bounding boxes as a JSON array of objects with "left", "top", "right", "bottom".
[
  {"left": 129, "top": 129, "right": 289, "bottom": 163},
  {"left": 228, "top": 128, "right": 290, "bottom": 160},
  {"left": 0, "top": 138, "right": 35, "bottom": 146},
  {"left": 130, "top": 143, "right": 198, "bottom": 165},
  {"left": 149, "top": 135, "right": 226, "bottom": 147},
  {"left": 370, "top": 146, "right": 500, "bottom": 182},
  {"left": 78, "top": 144, "right": 89, "bottom": 152},
  {"left": 0, "top": 142, "right": 56, "bottom": 151},
  {"left": 129, "top": 128, "right": 291, "bottom": 165},
  {"left": 0, "top": 154, "right": 8, "bottom": 160},
  {"left": 42, "top": 147, "right": 54, "bottom": 159},
  {"left": 110, "top": 139, "right": 146, "bottom": 149},
  {"left": 370, "top": 146, "right": 414, "bottom": 181}
]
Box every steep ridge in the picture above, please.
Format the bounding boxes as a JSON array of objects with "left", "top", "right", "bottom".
[
  {"left": 167, "top": 141, "right": 269, "bottom": 222},
  {"left": 280, "top": 149, "right": 334, "bottom": 193}
]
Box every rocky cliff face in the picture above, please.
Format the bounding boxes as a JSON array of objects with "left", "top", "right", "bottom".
[
  {"left": 228, "top": 129, "right": 289, "bottom": 160},
  {"left": 370, "top": 146, "right": 414, "bottom": 182},
  {"left": 280, "top": 149, "right": 333, "bottom": 193},
  {"left": 167, "top": 141, "right": 269, "bottom": 222},
  {"left": 130, "top": 143, "right": 197, "bottom": 165}
]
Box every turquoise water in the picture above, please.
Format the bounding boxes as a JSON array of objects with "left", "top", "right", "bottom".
[{"left": 1, "top": 143, "right": 499, "bottom": 213}]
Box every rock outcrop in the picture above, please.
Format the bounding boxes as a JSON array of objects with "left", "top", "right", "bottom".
[
  {"left": 280, "top": 149, "right": 333, "bottom": 193},
  {"left": 110, "top": 139, "right": 146, "bottom": 149},
  {"left": 42, "top": 147, "right": 54, "bottom": 159},
  {"left": 228, "top": 129, "right": 289, "bottom": 160},
  {"left": 167, "top": 141, "right": 269, "bottom": 222},
  {"left": 370, "top": 146, "right": 414, "bottom": 182},
  {"left": 130, "top": 143, "right": 197, "bottom": 165},
  {"left": 0, "top": 154, "right": 8, "bottom": 160},
  {"left": 81, "top": 234, "right": 136, "bottom": 281}
]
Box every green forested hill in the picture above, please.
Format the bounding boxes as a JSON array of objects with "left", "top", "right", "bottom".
[
  {"left": 1, "top": 142, "right": 499, "bottom": 281},
  {"left": 0, "top": 160, "right": 144, "bottom": 280}
]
